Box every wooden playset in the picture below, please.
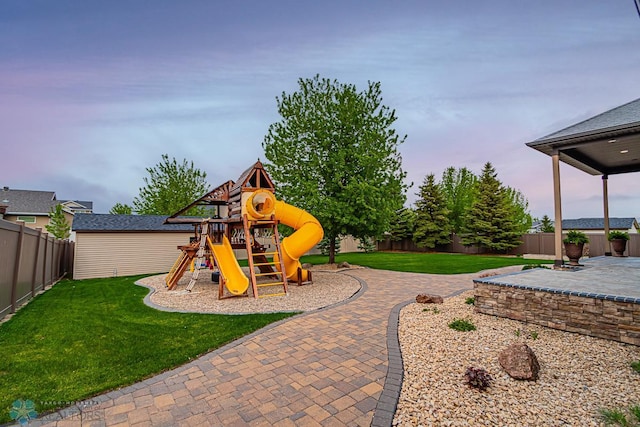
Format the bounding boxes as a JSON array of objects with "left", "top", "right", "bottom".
[{"left": 163, "top": 161, "right": 323, "bottom": 299}]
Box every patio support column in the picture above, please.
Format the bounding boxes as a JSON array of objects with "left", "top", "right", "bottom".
[
  {"left": 552, "top": 149, "right": 563, "bottom": 267},
  {"left": 602, "top": 174, "right": 611, "bottom": 256}
]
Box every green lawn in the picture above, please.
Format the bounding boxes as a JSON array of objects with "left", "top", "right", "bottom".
[
  {"left": 0, "top": 275, "right": 295, "bottom": 423},
  {"left": 301, "top": 251, "right": 552, "bottom": 274}
]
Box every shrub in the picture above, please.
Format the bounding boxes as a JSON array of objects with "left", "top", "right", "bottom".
[
  {"left": 464, "top": 367, "right": 492, "bottom": 391},
  {"left": 631, "top": 360, "right": 640, "bottom": 374},
  {"left": 465, "top": 297, "right": 475, "bottom": 305},
  {"left": 608, "top": 231, "right": 630, "bottom": 241},
  {"left": 563, "top": 230, "right": 589, "bottom": 244},
  {"left": 448, "top": 318, "right": 476, "bottom": 332}
]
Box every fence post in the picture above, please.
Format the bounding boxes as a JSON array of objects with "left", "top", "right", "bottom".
[
  {"left": 42, "top": 233, "right": 49, "bottom": 289},
  {"left": 31, "top": 227, "right": 42, "bottom": 297},
  {"left": 10, "top": 223, "right": 25, "bottom": 313}
]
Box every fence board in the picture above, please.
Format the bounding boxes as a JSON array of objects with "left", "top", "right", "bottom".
[
  {"left": 0, "top": 219, "right": 73, "bottom": 321},
  {"left": 379, "top": 232, "right": 639, "bottom": 258}
]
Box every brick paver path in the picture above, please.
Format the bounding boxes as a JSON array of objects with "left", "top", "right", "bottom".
[{"left": 35, "top": 268, "right": 514, "bottom": 427}]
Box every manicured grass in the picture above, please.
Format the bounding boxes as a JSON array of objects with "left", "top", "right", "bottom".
[
  {"left": 0, "top": 275, "right": 295, "bottom": 423},
  {"left": 301, "top": 251, "right": 552, "bottom": 274}
]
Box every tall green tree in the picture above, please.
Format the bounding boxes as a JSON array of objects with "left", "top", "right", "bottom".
[
  {"left": 460, "top": 162, "right": 522, "bottom": 252},
  {"left": 45, "top": 204, "right": 71, "bottom": 239},
  {"left": 504, "top": 186, "right": 533, "bottom": 235},
  {"left": 132, "top": 154, "right": 209, "bottom": 216},
  {"left": 262, "top": 75, "right": 408, "bottom": 263},
  {"left": 440, "top": 167, "right": 477, "bottom": 233},
  {"left": 109, "top": 203, "right": 133, "bottom": 215},
  {"left": 540, "top": 214, "right": 554, "bottom": 232},
  {"left": 413, "top": 174, "right": 451, "bottom": 249},
  {"left": 387, "top": 207, "right": 416, "bottom": 242}
]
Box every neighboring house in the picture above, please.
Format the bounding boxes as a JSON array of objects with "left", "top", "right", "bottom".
[
  {"left": 0, "top": 186, "right": 72, "bottom": 230},
  {"left": 1, "top": 187, "right": 93, "bottom": 239},
  {"left": 561, "top": 217, "right": 639, "bottom": 234},
  {"left": 72, "top": 213, "right": 195, "bottom": 279},
  {"left": 528, "top": 220, "right": 544, "bottom": 233},
  {"left": 60, "top": 199, "right": 93, "bottom": 214}
]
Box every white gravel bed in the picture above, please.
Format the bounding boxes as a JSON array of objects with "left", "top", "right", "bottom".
[
  {"left": 394, "top": 291, "right": 640, "bottom": 426},
  {"left": 138, "top": 267, "right": 361, "bottom": 314}
]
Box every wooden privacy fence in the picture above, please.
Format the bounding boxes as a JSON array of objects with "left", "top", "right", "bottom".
[
  {"left": 0, "top": 219, "right": 74, "bottom": 321},
  {"left": 378, "top": 232, "right": 640, "bottom": 257}
]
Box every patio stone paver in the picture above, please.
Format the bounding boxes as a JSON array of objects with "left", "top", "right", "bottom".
[{"left": 29, "top": 267, "right": 518, "bottom": 427}]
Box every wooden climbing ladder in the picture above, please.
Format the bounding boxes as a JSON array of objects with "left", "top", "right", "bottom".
[
  {"left": 186, "top": 222, "right": 210, "bottom": 292},
  {"left": 243, "top": 214, "right": 288, "bottom": 298}
]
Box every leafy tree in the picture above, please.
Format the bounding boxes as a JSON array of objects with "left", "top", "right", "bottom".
[
  {"left": 262, "top": 74, "right": 408, "bottom": 263},
  {"left": 109, "top": 203, "right": 133, "bottom": 215},
  {"left": 413, "top": 174, "right": 451, "bottom": 249},
  {"left": 540, "top": 214, "right": 554, "bottom": 232},
  {"left": 504, "top": 186, "right": 533, "bottom": 235},
  {"left": 440, "top": 167, "right": 477, "bottom": 233},
  {"left": 45, "top": 204, "right": 71, "bottom": 239},
  {"left": 460, "top": 162, "right": 522, "bottom": 252},
  {"left": 387, "top": 207, "right": 416, "bottom": 241},
  {"left": 132, "top": 154, "right": 209, "bottom": 216}
]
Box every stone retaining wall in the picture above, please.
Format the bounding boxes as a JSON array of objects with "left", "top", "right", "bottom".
[{"left": 473, "top": 281, "right": 640, "bottom": 346}]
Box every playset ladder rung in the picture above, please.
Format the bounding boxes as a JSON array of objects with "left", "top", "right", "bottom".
[
  {"left": 254, "top": 271, "right": 282, "bottom": 277},
  {"left": 257, "top": 281, "right": 285, "bottom": 287},
  {"left": 254, "top": 251, "right": 278, "bottom": 256},
  {"left": 258, "top": 292, "right": 287, "bottom": 298},
  {"left": 253, "top": 262, "right": 275, "bottom": 267}
]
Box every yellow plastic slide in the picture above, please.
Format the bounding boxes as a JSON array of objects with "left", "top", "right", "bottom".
[
  {"left": 245, "top": 189, "right": 324, "bottom": 281},
  {"left": 272, "top": 200, "right": 324, "bottom": 281},
  {"left": 208, "top": 235, "right": 249, "bottom": 295}
]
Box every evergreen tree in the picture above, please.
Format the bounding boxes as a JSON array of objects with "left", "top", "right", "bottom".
[
  {"left": 262, "top": 75, "right": 408, "bottom": 263},
  {"left": 45, "top": 204, "right": 71, "bottom": 239},
  {"left": 460, "top": 162, "right": 522, "bottom": 252},
  {"left": 109, "top": 203, "right": 133, "bottom": 215},
  {"left": 413, "top": 174, "right": 451, "bottom": 249},
  {"left": 540, "top": 214, "right": 554, "bottom": 232},
  {"left": 387, "top": 207, "right": 416, "bottom": 241}
]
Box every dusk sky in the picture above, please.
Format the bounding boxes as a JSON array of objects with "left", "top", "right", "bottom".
[{"left": 2, "top": 1, "right": 639, "bottom": 219}]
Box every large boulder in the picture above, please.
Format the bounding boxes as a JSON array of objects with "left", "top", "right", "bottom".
[
  {"left": 498, "top": 343, "right": 540, "bottom": 381},
  {"left": 415, "top": 294, "right": 444, "bottom": 304}
]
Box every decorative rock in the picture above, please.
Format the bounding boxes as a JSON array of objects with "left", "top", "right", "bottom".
[
  {"left": 498, "top": 343, "right": 540, "bottom": 380},
  {"left": 416, "top": 294, "right": 444, "bottom": 304},
  {"left": 337, "top": 261, "right": 351, "bottom": 269},
  {"left": 301, "top": 263, "right": 313, "bottom": 269}
]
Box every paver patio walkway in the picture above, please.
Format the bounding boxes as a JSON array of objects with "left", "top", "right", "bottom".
[{"left": 33, "top": 267, "right": 518, "bottom": 427}]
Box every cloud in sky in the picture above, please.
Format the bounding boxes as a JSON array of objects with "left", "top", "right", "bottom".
[{"left": 1, "top": 0, "right": 639, "bottom": 218}]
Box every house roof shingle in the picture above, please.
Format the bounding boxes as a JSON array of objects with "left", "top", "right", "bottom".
[
  {"left": 534, "top": 98, "right": 640, "bottom": 142},
  {"left": 72, "top": 213, "right": 195, "bottom": 232},
  {"left": 0, "top": 187, "right": 57, "bottom": 215},
  {"left": 561, "top": 217, "right": 638, "bottom": 231}
]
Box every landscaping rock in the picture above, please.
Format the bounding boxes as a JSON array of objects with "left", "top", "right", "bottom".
[
  {"left": 337, "top": 261, "right": 351, "bottom": 269},
  {"left": 301, "top": 263, "right": 313, "bottom": 269},
  {"left": 416, "top": 294, "right": 444, "bottom": 304},
  {"left": 498, "top": 343, "right": 540, "bottom": 380}
]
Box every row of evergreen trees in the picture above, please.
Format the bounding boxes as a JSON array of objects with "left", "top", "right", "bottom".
[{"left": 388, "top": 162, "right": 532, "bottom": 253}]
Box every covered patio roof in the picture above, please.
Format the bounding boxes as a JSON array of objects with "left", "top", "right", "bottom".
[
  {"left": 526, "top": 97, "right": 640, "bottom": 265},
  {"left": 527, "top": 97, "right": 640, "bottom": 175}
]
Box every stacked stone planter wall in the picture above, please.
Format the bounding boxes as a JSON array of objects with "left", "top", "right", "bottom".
[{"left": 473, "top": 281, "right": 640, "bottom": 346}]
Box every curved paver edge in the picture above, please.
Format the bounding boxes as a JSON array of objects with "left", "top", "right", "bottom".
[{"left": 370, "top": 285, "right": 472, "bottom": 427}]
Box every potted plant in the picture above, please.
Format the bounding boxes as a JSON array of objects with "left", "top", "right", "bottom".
[
  {"left": 563, "top": 230, "right": 589, "bottom": 266},
  {"left": 608, "top": 230, "right": 630, "bottom": 257}
]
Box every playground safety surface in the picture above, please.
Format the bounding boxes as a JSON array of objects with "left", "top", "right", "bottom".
[{"left": 32, "top": 267, "right": 518, "bottom": 427}]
